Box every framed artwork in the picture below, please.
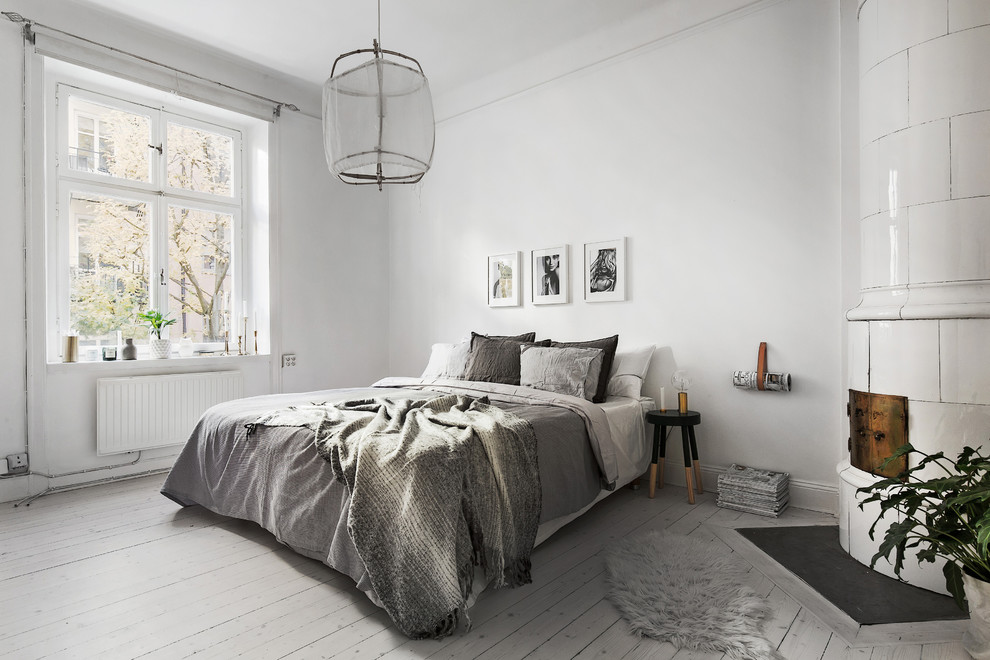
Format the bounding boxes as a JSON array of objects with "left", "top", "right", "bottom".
[
  {"left": 531, "top": 245, "right": 568, "bottom": 305},
  {"left": 584, "top": 238, "right": 626, "bottom": 302},
  {"left": 488, "top": 252, "right": 521, "bottom": 307}
]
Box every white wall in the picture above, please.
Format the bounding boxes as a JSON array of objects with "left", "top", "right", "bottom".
[
  {"left": 0, "top": 18, "right": 28, "bottom": 487},
  {"left": 388, "top": 0, "right": 843, "bottom": 510},
  {"left": 838, "top": 0, "right": 861, "bottom": 465},
  {"left": 277, "top": 112, "right": 391, "bottom": 394},
  {"left": 0, "top": 3, "right": 389, "bottom": 503},
  {"left": 1, "top": 0, "right": 848, "bottom": 510}
]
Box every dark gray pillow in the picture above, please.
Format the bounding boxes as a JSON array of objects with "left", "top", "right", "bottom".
[
  {"left": 550, "top": 335, "right": 619, "bottom": 403},
  {"left": 465, "top": 333, "right": 551, "bottom": 385},
  {"left": 473, "top": 331, "right": 536, "bottom": 342}
]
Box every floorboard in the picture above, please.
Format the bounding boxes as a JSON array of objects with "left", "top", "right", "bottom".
[{"left": 0, "top": 475, "right": 972, "bottom": 659}]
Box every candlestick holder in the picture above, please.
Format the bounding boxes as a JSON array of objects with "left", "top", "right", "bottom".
[
  {"left": 254, "top": 330, "right": 258, "bottom": 354},
  {"left": 224, "top": 333, "right": 230, "bottom": 356},
  {"left": 237, "top": 335, "right": 243, "bottom": 356}
]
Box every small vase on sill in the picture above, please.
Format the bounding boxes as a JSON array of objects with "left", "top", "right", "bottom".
[{"left": 121, "top": 338, "right": 137, "bottom": 360}]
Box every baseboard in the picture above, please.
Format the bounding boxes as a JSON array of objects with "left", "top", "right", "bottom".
[
  {"left": 44, "top": 455, "right": 176, "bottom": 488},
  {"left": 661, "top": 464, "right": 839, "bottom": 515},
  {"left": 0, "top": 473, "right": 35, "bottom": 505},
  {"left": 0, "top": 455, "right": 176, "bottom": 505},
  {"left": 786, "top": 476, "right": 838, "bottom": 514}
]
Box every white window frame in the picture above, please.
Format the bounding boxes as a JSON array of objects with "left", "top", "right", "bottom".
[
  {"left": 162, "top": 112, "right": 242, "bottom": 205},
  {"left": 162, "top": 198, "right": 243, "bottom": 344},
  {"left": 56, "top": 84, "right": 158, "bottom": 193},
  {"left": 52, "top": 181, "right": 161, "bottom": 353},
  {"left": 44, "top": 67, "right": 255, "bottom": 363}
]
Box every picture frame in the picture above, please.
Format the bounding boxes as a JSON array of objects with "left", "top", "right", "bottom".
[
  {"left": 531, "top": 245, "right": 568, "bottom": 305},
  {"left": 584, "top": 238, "right": 626, "bottom": 302},
  {"left": 488, "top": 252, "right": 521, "bottom": 307}
]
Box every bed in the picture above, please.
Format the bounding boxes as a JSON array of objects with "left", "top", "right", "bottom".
[{"left": 161, "top": 334, "right": 655, "bottom": 639}]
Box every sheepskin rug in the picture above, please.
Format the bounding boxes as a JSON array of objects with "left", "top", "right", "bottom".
[{"left": 604, "top": 530, "right": 783, "bottom": 660}]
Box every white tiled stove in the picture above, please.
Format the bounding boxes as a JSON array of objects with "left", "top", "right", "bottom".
[{"left": 842, "top": 0, "right": 990, "bottom": 594}]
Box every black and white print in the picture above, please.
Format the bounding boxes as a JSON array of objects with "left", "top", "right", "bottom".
[
  {"left": 531, "top": 245, "right": 568, "bottom": 305},
  {"left": 584, "top": 238, "right": 626, "bottom": 302}
]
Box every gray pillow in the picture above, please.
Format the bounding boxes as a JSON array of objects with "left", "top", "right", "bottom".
[
  {"left": 520, "top": 346, "right": 604, "bottom": 400},
  {"left": 464, "top": 334, "right": 550, "bottom": 385},
  {"left": 582, "top": 351, "right": 606, "bottom": 403},
  {"left": 473, "top": 331, "right": 536, "bottom": 342},
  {"left": 549, "top": 335, "right": 618, "bottom": 403}
]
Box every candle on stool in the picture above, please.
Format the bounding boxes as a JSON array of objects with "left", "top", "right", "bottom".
[{"left": 659, "top": 387, "right": 666, "bottom": 412}]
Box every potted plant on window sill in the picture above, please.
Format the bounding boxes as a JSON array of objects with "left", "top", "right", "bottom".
[
  {"left": 138, "top": 309, "right": 176, "bottom": 359},
  {"left": 858, "top": 443, "right": 990, "bottom": 658}
]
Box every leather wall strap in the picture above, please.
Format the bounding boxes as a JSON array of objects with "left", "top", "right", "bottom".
[{"left": 757, "top": 342, "right": 767, "bottom": 391}]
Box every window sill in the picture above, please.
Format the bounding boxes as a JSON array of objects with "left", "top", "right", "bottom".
[{"left": 47, "top": 353, "right": 270, "bottom": 374}]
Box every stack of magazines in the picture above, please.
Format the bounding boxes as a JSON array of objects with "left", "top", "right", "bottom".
[{"left": 717, "top": 464, "right": 790, "bottom": 517}]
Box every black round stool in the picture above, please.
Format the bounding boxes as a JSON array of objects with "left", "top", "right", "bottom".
[{"left": 645, "top": 409, "right": 702, "bottom": 504}]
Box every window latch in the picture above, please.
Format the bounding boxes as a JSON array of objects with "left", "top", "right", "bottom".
[
  {"left": 160, "top": 268, "right": 166, "bottom": 286},
  {"left": 148, "top": 143, "right": 163, "bottom": 154}
]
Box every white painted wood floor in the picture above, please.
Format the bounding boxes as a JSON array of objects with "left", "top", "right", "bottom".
[{"left": 0, "top": 475, "right": 971, "bottom": 660}]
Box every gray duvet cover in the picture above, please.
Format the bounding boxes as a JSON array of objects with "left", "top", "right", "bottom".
[{"left": 161, "top": 385, "right": 602, "bottom": 604}]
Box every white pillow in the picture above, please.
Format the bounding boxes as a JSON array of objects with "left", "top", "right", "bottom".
[
  {"left": 606, "top": 345, "right": 656, "bottom": 399},
  {"left": 421, "top": 343, "right": 452, "bottom": 378},
  {"left": 520, "top": 346, "right": 602, "bottom": 400},
  {"left": 420, "top": 340, "right": 471, "bottom": 379}
]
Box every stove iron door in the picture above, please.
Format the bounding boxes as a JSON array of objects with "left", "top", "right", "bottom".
[{"left": 848, "top": 389, "right": 908, "bottom": 478}]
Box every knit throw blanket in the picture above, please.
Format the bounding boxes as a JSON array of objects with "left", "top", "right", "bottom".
[{"left": 249, "top": 394, "right": 541, "bottom": 639}]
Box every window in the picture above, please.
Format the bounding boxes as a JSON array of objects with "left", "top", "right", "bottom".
[{"left": 45, "top": 64, "right": 267, "bottom": 362}]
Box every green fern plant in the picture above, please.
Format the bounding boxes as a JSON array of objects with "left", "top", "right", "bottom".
[{"left": 857, "top": 443, "right": 990, "bottom": 609}]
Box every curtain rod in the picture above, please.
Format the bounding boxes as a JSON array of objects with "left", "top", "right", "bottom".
[{"left": 2, "top": 10, "right": 301, "bottom": 118}]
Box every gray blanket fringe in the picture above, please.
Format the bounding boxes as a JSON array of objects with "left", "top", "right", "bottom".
[{"left": 251, "top": 394, "right": 541, "bottom": 639}]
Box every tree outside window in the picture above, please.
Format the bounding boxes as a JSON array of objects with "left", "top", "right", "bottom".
[
  {"left": 62, "top": 89, "right": 238, "bottom": 353},
  {"left": 68, "top": 194, "right": 149, "bottom": 343}
]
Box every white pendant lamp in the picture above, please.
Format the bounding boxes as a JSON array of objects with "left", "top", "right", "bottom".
[{"left": 322, "top": 2, "right": 435, "bottom": 190}]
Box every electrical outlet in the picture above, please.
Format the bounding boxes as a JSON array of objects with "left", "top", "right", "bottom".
[
  {"left": 6, "top": 453, "right": 28, "bottom": 474},
  {"left": 281, "top": 354, "right": 297, "bottom": 368}
]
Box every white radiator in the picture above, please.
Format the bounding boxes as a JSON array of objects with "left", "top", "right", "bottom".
[{"left": 97, "top": 371, "right": 243, "bottom": 455}]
